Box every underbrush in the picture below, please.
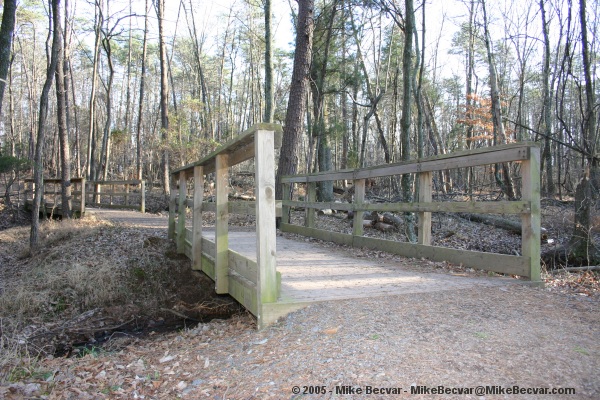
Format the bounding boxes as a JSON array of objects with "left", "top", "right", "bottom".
[{"left": 0, "top": 216, "right": 241, "bottom": 383}]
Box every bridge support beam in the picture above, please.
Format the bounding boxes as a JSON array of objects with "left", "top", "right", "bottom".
[
  {"left": 215, "top": 154, "right": 229, "bottom": 294},
  {"left": 256, "top": 129, "right": 278, "bottom": 324}
]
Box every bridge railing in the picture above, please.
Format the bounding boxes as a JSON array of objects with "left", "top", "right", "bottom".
[
  {"left": 87, "top": 180, "right": 145, "bottom": 212},
  {"left": 281, "top": 143, "right": 541, "bottom": 281},
  {"left": 24, "top": 177, "right": 86, "bottom": 217},
  {"left": 169, "top": 123, "right": 282, "bottom": 327}
]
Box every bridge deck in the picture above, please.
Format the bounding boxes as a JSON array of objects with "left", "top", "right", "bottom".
[{"left": 91, "top": 209, "right": 511, "bottom": 311}]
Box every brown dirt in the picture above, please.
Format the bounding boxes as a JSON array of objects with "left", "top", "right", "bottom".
[{"left": 1, "top": 202, "right": 599, "bottom": 398}]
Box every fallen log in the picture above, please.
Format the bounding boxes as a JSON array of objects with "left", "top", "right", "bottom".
[
  {"left": 382, "top": 212, "right": 403, "bottom": 229},
  {"left": 457, "top": 213, "right": 547, "bottom": 236},
  {"left": 373, "top": 222, "right": 395, "bottom": 232}
]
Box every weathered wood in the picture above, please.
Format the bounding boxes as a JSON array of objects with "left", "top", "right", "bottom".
[
  {"left": 228, "top": 270, "right": 259, "bottom": 316},
  {"left": 353, "top": 179, "right": 366, "bottom": 236},
  {"left": 255, "top": 129, "right": 278, "bottom": 305},
  {"left": 172, "top": 123, "right": 283, "bottom": 176},
  {"left": 176, "top": 171, "right": 187, "bottom": 254},
  {"left": 281, "top": 223, "right": 354, "bottom": 246},
  {"left": 282, "top": 200, "right": 529, "bottom": 214},
  {"left": 192, "top": 165, "right": 203, "bottom": 270},
  {"left": 215, "top": 153, "right": 229, "bottom": 294},
  {"left": 140, "top": 180, "right": 145, "bottom": 213},
  {"left": 521, "top": 146, "right": 541, "bottom": 282},
  {"left": 418, "top": 171, "right": 432, "bottom": 245},
  {"left": 281, "top": 182, "right": 291, "bottom": 225},
  {"left": 305, "top": 182, "right": 316, "bottom": 228},
  {"left": 199, "top": 201, "right": 282, "bottom": 217},
  {"left": 281, "top": 144, "right": 531, "bottom": 183},
  {"left": 229, "top": 250, "right": 258, "bottom": 284},
  {"left": 88, "top": 203, "right": 141, "bottom": 210}
]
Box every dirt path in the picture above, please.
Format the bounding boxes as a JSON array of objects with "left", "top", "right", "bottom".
[{"left": 13, "top": 208, "right": 596, "bottom": 399}]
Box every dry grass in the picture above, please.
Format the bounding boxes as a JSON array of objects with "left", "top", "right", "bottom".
[{"left": 0, "top": 215, "right": 238, "bottom": 382}]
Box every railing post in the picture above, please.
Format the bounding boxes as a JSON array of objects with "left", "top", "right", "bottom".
[
  {"left": 305, "top": 181, "right": 316, "bottom": 228},
  {"left": 255, "top": 129, "right": 278, "bottom": 306},
  {"left": 168, "top": 175, "right": 177, "bottom": 239},
  {"left": 192, "top": 166, "right": 204, "bottom": 270},
  {"left": 281, "top": 182, "right": 291, "bottom": 225},
  {"left": 215, "top": 153, "right": 230, "bottom": 294},
  {"left": 177, "top": 172, "right": 187, "bottom": 254},
  {"left": 352, "top": 178, "right": 366, "bottom": 237},
  {"left": 521, "top": 146, "right": 541, "bottom": 282},
  {"left": 140, "top": 180, "right": 145, "bottom": 213},
  {"left": 125, "top": 183, "right": 129, "bottom": 206},
  {"left": 94, "top": 182, "right": 100, "bottom": 205},
  {"left": 418, "top": 171, "right": 432, "bottom": 245},
  {"left": 80, "top": 178, "right": 86, "bottom": 216}
]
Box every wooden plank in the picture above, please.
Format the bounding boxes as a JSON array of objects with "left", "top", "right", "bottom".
[
  {"left": 140, "top": 180, "right": 145, "bottom": 213},
  {"left": 202, "top": 237, "right": 215, "bottom": 258},
  {"left": 228, "top": 271, "right": 259, "bottom": 316},
  {"left": 282, "top": 222, "right": 529, "bottom": 276},
  {"left": 353, "top": 179, "right": 366, "bottom": 236},
  {"left": 418, "top": 172, "right": 432, "bottom": 245},
  {"left": 201, "top": 254, "right": 215, "bottom": 280},
  {"left": 305, "top": 182, "right": 316, "bottom": 228},
  {"left": 198, "top": 201, "right": 282, "bottom": 217},
  {"left": 255, "top": 129, "right": 278, "bottom": 304},
  {"left": 177, "top": 172, "right": 187, "bottom": 254},
  {"left": 88, "top": 203, "right": 142, "bottom": 210},
  {"left": 281, "top": 183, "right": 291, "bottom": 225},
  {"left": 354, "top": 236, "right": 529, "bottom": 276},
  {"left": 521, "top": 146, "right": 541, "bottom": 282},
  {"left": 215, "top": 153, "right": 229, "bottom": 294},
  {"left": 229, "top": 250, "right": 258, "bottom": 284},
  {"left": 281, "top": 145, "right": 533, "bottom": 183},
  {"left": 192, "top": 166, "right": 204, "bottom": 270},
  {"left": 79, "top": 178, "right": 86, "bottom": 215},
  {"left": 282, "top": 200, "right": 529, "bottom": 214},
  {"left": 88, "top": 179, "right": 143, "bottom": 185},
  {"left": 172, "top": 123, "right": 283, "bottom": 176},
  {"left": 280, "top": 223, "right": 353, "bottom": 246}
]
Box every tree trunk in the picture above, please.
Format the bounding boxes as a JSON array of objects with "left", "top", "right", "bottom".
[
  {"left": 540, "top": 0, "right": 555, "bottom": 195},
  {"left": 0, "top": 0, "right": 17, "bottom": 119},
  {"left": 480, "top": 0, "right": 515, "bottom": 200},
  {"left": 55, "top": 0, "right": 71, "bottom": 218},
  {"left": 264, "top": 0, "right": 274, "bottom": 123},
  {"left": 31, "top": 0, "right": 61, "bottom": 251},
  {"left": 157, "top": 0, "right": 170, "bottom": 195},
  {"left": 136, "top": 0, "right": 149, "bottom": 181},
  {"left": 275, "top": 0, "right": 314, "bottom": 201},
  {"left": 569, "top": 0, "right": 598, "bottom": 262},
  {"left": 401, "top": 0, "right": 417, "bottom": 242},
  {"left": 86, "top": 3, "right": 102, "bottom": 179}
]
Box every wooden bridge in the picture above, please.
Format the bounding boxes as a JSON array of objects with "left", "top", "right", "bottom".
[{"left": 169, "top": 124, "right": 541, "bottom": 328}]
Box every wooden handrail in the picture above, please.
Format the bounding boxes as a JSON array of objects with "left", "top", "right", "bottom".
[
  {"left": 280, "top": 143, "right": 541, "bottom": 282},
  {"left": 169, "top": 123, "right": 282, "bottom": 328}
]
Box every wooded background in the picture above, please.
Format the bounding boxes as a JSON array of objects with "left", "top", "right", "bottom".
[{"left": 0, "top": 0, "right": 598, "bottom": 256}]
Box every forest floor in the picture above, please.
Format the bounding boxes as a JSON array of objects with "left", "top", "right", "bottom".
[{"left": 0, "top": 197, "right": 599, "bottom": 399}]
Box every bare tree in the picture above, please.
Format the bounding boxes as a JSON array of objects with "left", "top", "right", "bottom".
[
  {"left": 136, "top": 0, "right": 149, "bottom": 181},
  {"left": 569, "top": 0, "right": 598, "bottom": 263},
  {"left": 55, "top": 0, "right": 71, "bottom": 218},
  {"left": 31, "top": 0, "right": 61, "bottom": 251},
  {"left": 0, "top": 0, "right": 17, "bottom": 119},
  {"left": 157, "top": 0, "right": 170, "bottom": 195},
  {"left": 275, "top": 0, "right": 315, "bottom": 201},
  {"left": 480, "top": 0, "right": 515, "bottom": 199}
]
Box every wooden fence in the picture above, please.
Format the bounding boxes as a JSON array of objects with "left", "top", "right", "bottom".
[
  {"left": 87, "top": 180, "right": 145, "bottom": 212},
  {"left": 169, "top": 123, "right": 283, "bottom": 327},
  {"left": 281, "top": 143, "right": 541, "bottom": 281},
  {"left": 24, "top": 177, "right": 86, "bottom": 217}
]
